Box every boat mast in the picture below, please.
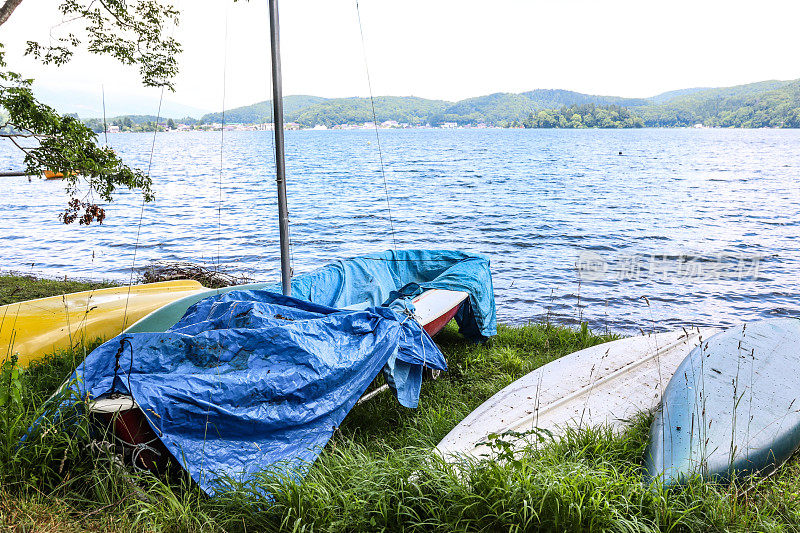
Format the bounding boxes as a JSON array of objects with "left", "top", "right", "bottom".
[{"left": 268, "top": 0, "right": 292, "bottom": 296}]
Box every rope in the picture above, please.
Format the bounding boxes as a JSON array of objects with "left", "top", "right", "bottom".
[
  {"left": 109, "top": 336, "right": 130, "bottom": 395},
  {"left": 86, "top": 7, "right": 177, "bottom": 480},
  {"left": 355, "top": 0, "right": 397, "bottom": 250},
  {"left": 108, "top": 429, "right": 163, "bottom": 471}
]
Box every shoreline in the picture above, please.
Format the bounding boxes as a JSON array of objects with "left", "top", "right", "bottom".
[
  {"left": 3, "top": 271, "right": 797, "bottom": 531},
  {"left": 0, "top": 272, "right": 118, "bottom": 307}
]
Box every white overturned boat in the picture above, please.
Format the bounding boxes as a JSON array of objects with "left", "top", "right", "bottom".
[
  {"left": 408, "top": 289, "right": 469, "bottom": 336},
  {"left": 437, "top": 326, "right": 718, "bottom": 461}
]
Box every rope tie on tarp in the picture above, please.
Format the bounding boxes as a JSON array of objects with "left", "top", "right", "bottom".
[
  {"left": 110, "top": 335, "right": 134, "bottom": 396},
  {"left": 108, "top": 430, "right": 164, "bottom": 472}
]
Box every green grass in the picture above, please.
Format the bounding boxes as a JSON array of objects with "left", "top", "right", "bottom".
[
  {"left": 0, "top": 273, "right": 118, "bottom": 306},
  {"left": 3, "top": 280, "right": 800, "bottom": 531}
]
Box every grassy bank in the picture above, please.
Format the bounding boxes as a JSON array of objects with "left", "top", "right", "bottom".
[
  {"left": 0, "top": 273, "right": 118, "bottom": 306},
  {"left": 2, "top": 277, "right": 800, "bottom": 531}
]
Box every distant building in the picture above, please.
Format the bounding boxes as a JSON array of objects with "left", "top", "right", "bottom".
[
  {"left": 312, "top": 124, "right": 328, "bottom": 130},
  {"left": 440, "top": 122, "right": 458, "bottom": 129},
  {"left": 381, "top": 120, "right": 400, "bottom": 128},
  {"left": 108, "top": 125, "right": 120, "bottom": 133},
  {"left": 285, "top": 122, "right": 302, "bottom": 130}
]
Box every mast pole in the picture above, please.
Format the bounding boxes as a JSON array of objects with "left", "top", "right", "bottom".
[{"left": 268, "top": 0, "right": 292, "bottom": 296}]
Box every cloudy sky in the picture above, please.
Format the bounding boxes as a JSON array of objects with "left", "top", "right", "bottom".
[{"left": 3, "top": 0, "right": 799, "bottom": 116}]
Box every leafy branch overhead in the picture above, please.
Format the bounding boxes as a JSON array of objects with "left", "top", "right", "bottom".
[
  {"left": 25, "top": 0, "right": 180, "bottom": 90},
  {"left": 0, "top": 0, "right": 181, "bottom": 224},
  {"left": 0, "top": 63, "right": 153, "bottom": 223}
]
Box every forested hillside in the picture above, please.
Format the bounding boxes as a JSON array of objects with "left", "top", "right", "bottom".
[
  {"left": 523, "top": 104, "right": 645, "bottom": 129},
  {"left": 200, "top": 95, "right": 327, "bottom": 124},
  {"left": 639, "top": 80, "right": 800, "bottom": 127},
  {"left": 119, "top": 78, "right": 800, "bottom": 129},
  {"left": 198, "top": 90, "right": 654, "bottom": 127},
  {"left": 293, "top": 96, "right": 449, "bottom": 127}
]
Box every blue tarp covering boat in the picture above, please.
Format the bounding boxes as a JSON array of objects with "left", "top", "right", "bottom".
[
  {"left": 284, "top": 249, "right": 496, "bottom": 341},
  {"left": 61, "top": 250, "right": 495, "bottom": 495}
]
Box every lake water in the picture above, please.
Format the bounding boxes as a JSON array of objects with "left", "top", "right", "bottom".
[{"left": 2, "top": 128, "right": 799, "bottom": 333}]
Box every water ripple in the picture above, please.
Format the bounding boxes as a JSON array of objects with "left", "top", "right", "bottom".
[{"left": 1, "top": 128, "right": 799, "bottom": 333}]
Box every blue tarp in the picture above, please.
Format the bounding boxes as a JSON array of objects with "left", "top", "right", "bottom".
[
  {"left": 284, "top": 249, "right": 496, "bottom": 341},
  {"left": 64, "top": 250, "right": 495, "bottom": 495}
]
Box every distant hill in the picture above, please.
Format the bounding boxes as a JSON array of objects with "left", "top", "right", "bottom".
[
  {"left": 431, "top": 93, "right": 534, "bottom": 125},
  {"left": 428, "top": 90, "right": 652, "bottom": 126},
  {"left": 648, "top": 87, "right": 710, "bottom": 104},
  {"left": 199, "top": 90, "right": 655, "bottom": 127},
  {"left": 640, "top": 79, "right": 800, "bottom": 127},
  {"left": 521, "top": 89, "right": 650, "bottom": 108},
  {"left": 200, "top": 95, "right": 448, "bottom": 126},
  {"left": 200, "top": 95, "right": 327, "bottom": 124},
  {"left": 81, "top": 114, "right": 199, "bottom": 133},
  {"left": 293, "top": 96, "right": 449, "bottom": 127},
  {"left": 190, "top": 78, "right": 800, "bottom": 129}
]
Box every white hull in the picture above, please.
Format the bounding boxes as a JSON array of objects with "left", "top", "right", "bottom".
[
  {"left": 437, "top": 326, "right": 719, "bottom": 460},
  {"left": 411, "top": 289, "right": 469, "bottom": 331}
]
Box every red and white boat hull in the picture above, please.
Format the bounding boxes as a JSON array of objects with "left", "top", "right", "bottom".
[{"left": 411, "top": 289, "right": 469, "bottom": 337}]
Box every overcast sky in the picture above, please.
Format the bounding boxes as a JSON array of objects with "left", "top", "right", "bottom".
[{"left": 3, "top": 0, "right": 800, "bottom": 114}]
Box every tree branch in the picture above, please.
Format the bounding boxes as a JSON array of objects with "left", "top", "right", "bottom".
[
  {"left": 0, "top": 0, "right": 24, "bottom": 26},
  {"left": 5, "top": 133, "right": 32, "bottom": 155}
]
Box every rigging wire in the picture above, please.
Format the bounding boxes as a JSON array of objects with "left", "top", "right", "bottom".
[
  {"left": 201, "top": 4, "right": 231, "bottom": 485},
  {"left": 121, "top": 87, "right": 166, "bottom": 331},
  {"left": 82, "top": 84, "right": 110, "bottom": 340},
  {"left": 216, "top": 12, "right": 229, "bottom": 272},
  {"left": 355, "top": 0, "right": 397, "bottom": 250},
  {"left": 120, "top": 2, "right": 180, "bottom": 332},
  {"left": 101, "top": 85, "right": 108, "bottom": 146}
]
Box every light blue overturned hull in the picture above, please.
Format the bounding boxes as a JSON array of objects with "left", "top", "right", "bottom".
[{"left": 645, "top": 318, "right": 800, "bottom": 487}]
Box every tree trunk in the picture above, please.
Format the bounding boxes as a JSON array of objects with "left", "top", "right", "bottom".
[{"left": 0, "top": 0, "right": 23, "bottom": 26}]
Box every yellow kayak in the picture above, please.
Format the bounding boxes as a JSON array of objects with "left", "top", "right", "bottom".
[{"left": 1, "top": 280, "right": 208, "bottom": 367}]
